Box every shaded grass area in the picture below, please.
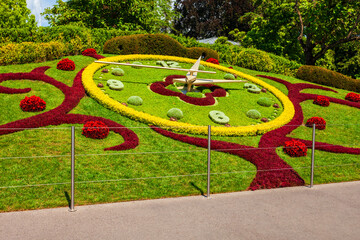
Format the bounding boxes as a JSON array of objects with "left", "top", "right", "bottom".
[{"left": 1, "top": 55, "right": 359, "bottom": 212}]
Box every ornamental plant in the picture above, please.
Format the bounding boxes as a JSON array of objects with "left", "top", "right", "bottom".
[
  {"left": 345, "top": 92, "right": 360, "bottom": 102},
  {"left": 305, "top": 117, "right": 326, "bottom": 130},
  {"left": 57, "top": 58, "right": 75, "bottom": 71},
  {"left": 206, "top": 58, "right": 219, "bottom": 65},
  {"left": 313, "top": 96, "right": 330, "bottom": 106},
  {"left": 82, "top": 48, "right": 97, "bottom": 56},
  {"left": 82, "top": 121, "right": 109, "bottom": 139},
  {"left": 20, "top": 95, "right": 46, "bottom": 112},
  {"left": 283, "top": 140, "right": 307, "bottom": 157}
]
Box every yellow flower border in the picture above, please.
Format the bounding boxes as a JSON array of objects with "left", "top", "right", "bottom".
[{"left": 82, "top": 54, "right": 295, "bottom": 136}]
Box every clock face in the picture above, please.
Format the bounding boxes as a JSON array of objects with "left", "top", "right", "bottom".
[{"left": 83, "top": 55, "right": 292, "bottom": 136}]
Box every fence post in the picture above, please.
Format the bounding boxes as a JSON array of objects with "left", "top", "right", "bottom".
[
  {"left": 310, "top": 124, "right": 316, "bottom": 188},
  {"left": 207, "top": 125, "right": 211, "bottom": 198},
  {"left": 69, "top": 126, "right": 76, "bottom": 212}
]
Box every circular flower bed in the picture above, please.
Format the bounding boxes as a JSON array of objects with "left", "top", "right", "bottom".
[
  {"left": 20, "top": 95, "right": 46, "bottom": 112},
  {"left": 313, "top": 96, "right": 330, "bottom": 106},
  {"left": 345, "top": 92, "right": 360, "bottom": 102},
  {"left": 57, "top": 58, "right": 75, "bottom": 71},
  {"left": 305, "top": 117, "right": 326, "bottom": 130},
  {"left": 206, "top": 58, "right": 219, "bottom": 65},
  {"left": 82, "top": 121, "right": 109, "bottom": 139},
  {"left": 82, "top": 48, "right": 97, "bottom": 56},
  {"left": 283, "top": 139, "right": 307, "bottom": 157}
]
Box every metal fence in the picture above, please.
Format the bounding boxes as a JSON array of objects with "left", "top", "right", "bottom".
[{"left": 0, "top": 124, "right": 359, "bottom": 212}]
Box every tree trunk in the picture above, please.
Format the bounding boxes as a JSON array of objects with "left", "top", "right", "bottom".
[{"left": 304, "top": 47, "right": 316, "bottom": 65}]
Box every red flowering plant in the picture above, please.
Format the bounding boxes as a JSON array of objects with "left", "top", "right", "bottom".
[
  {"left": 305, "top": 117, "right": 326, "bottom": 130},
  {"left": 345, "top": 92, "right": 360, "bottom": 102},
  {"left": 283, "top": 139, "right": 308, "bottom": 157},
  {"left": 57, "top": 58, "right": 75, "bottom": 71},
  {"left": 20, "top": 95, "right": 46, "bottom": 112},
  {"left": 206, "top": 58, "right": 219, "bottom": 65},
  {"left": 313, "top": 96, "right": 330, "bottom": 106},
  {"left": 82, "top": 48, "right": 97, "bottom": 56},
  {"left": 82, "top": 121, "right": 109, "bottom": 139}
]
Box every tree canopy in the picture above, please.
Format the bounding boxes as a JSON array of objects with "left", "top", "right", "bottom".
[
  {"left": 173, "top": 0, "right": 254, "bottom": 38},
  {"left": 0, "top": 0, "right": 37, "bottom": 29},
  {"left": 42, "top": 0, "right": 176, "bottom": 32}
]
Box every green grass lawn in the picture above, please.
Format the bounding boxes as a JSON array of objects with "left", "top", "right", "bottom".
[{"left": 0, "top": 55, "right": 359, "bottom": 212}]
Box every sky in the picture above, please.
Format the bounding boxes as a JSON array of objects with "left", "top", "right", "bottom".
[{"left": 26, "top": 0, "right": 60, "bottom": 27}]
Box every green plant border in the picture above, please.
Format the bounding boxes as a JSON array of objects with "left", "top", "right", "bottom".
[{"left": 82, "top": 54, "right": 295, "bottom": 136}]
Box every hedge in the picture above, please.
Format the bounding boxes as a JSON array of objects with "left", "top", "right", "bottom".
[{"left": 296, "top": 65, "right": 360, "bottom": 93}]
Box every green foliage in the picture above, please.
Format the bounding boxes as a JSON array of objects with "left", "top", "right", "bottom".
[
  {"left": 246, "top": 109, "right": 261, "bottom": 119},
  {"left": 107, "top": 80, "right": 124, "bottom": 90},
  {"left": 127, "top": 96, "right": 143, "bottom": 106},
  {"left": 228, "top": 28, "right": 246, "bottom": 43},
  {"left": 209, "top": 110, "right": 230, "bottom": 124},
  {"left": 186, "top": 47, "right": 219, "bottom": 61},
  {"left": 165, "top": 84, "right": 182, "bottom": 93},
  {"left": 198, "top": 64, "right": 205, "bottom": 70},
  {"left": 111, "top": 68, "right": 125, "bottom": 76},
  {"left": 232, "top": 48, "right": 275, "bottom": 72},
  {"left": 334, "top": 42, "right": 360, "bottom": 79},
  {"left": 268, "top": 53, "right": 302, "bottom": 77},
  {"left": 257, "top": 97, "right": 272, "bottom": 107},
  {"left": 185, "top": 92, "right": 203, "bottom": 98},
  {"left": 244, "top": 83, "right": 261, "bottom": 94},
  {"left": 296, "top": 66, "right": 360, "bottom": 93},
  {"left": 167, "top": 108, "right": 183, "bottom": 119},
  {"left": 0, "top": 41, "right": 66, "bottom": 65},
  {"left": 42, "top": 0, "right": 176, "bottom": 33},
  {"left": 0, "top": 0, "right": 37, "bottom": 29},
  {"left": 315, "top": 49, "right": 336, "bottom": 71},
  {"left": 224, "top": 73, "right": 235, "bottom": 80}
]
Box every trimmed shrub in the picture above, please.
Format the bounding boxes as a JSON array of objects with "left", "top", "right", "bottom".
[
  {"left": 224, "top": 73, "right": 235, "bottom": 80},
  {"left": 209, "top": 110, "right": 230, "bottom": 124},
  {"left": 111, "top": 68, "right": 125, "bottom": 76},
  {"left": 283, "top": 140, "right": 307, "bottom": 157},
  {"left": 313, "top": 96, "right": 330, "bottom": 107},
  {"left": 305, "top": 117, "right": 326, "bottom": 130},
  {"left": 82, "top": 121, "right": 109, "bottom": 139},
  {"left": 246, "top": 109, "right": 261, "bottom": 119},
  {"left": 131, "top": 61, "right": 143, "bottom": 69},
  {"left": 296, "top": 65, "right": 360, "bottom": 92},
  {"left": 206, "top": 58, "right": 219, "bottom": 64},
  {"left": 231, "top": 48, "right": 275, "bottom": 72},
  {"left": 244, "top": 83, "right": 261, "bottom": 93},
  {"left": 107, "top": 79, "right": 124, "bottom": 90},
  {"left": 186, "top": 47, "right": 219, "bottom": 61},
  {"left": 20, "top": 96, "right": 46, "bottom": 112},
  {"left": 127, "top": 96, "right": 143, "bottom": 106},
  {"left": 57, "top": 58, "right": 75, "bottom": 71},
  {"left": 257, "top": 97, "right": 272, "bottom": 107},
  {"left": 167, "top": 108, "right": 183, "bottom": 120},
  {"left": 345, "top": 92, "right": 360, "bottom": 102},
  {"left": 82, "top": 48, "right": 97, "bottom": 56}
]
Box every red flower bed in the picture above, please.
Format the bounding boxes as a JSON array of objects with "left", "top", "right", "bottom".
[
  {"left": 345, "top": 92, "right": 360, "bottom": 102},
  {"left": 283, "top": 140, "right": 308, "bottom": 157},
  {"left": 20, "top": 95, "right": 46, "bottom": 112},
  {"left": 82, "top": 121, "right": 109, "bottom": 139},
  {"left": 82, "top": 48, "right": 97, "bottom": 56},
  {"left": 206, "top": 58, "right": 219, "bottom": 64},
  {"left": 305, "top": 117, "right": 326, "bottom": 130},
  {"left": 313, "top": 96, "right": 330, "bottom": 106},
  {"left": 57, "top": 58, "right": 75, "bottom": 71}
]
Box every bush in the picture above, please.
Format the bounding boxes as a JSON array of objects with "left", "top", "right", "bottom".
[
  {"left": 296, "top": 65, "right": 360, "bottom": 93},
  {"left": 257, "top": 97, "right": 272, "bottom": 107},
  {"left": 305, "top": 117, "right": 326, "bottom": 130},
  {"left": 186, "top": 47, "right": 219, "bottom": 61},
  {"left": 268, "top": 53, "right": 302, "bottom": 76},
  {"left": 111, "top": 68, "right": 125, "bottom": 76},
  {"left": 20, "top": 96, "right": 46, "bottom": 112},
  {"left": 209, "top": 110, "right": 230, "bottom": 124},
  {"left": 231, "top": 48, "right": 275, "bottom": 72},
  {"left": 283, "top": 140, "right": 307, "bottom": 157},
  {"left": 206, "top": 58, "right": 219, "bottom": 64},
  {"left": 0, "top": 41, "right": 66, "bottom": 65},
  {"left": 57, "top": 58, "right": 75, "bottom": 71},
  {"left": 167, "top": 108, "right": 183, "bottom": 120},
  {"left": 246, "top": 109, "right": 261, "bottom": 119},
  {"left": 127, "top": 96, "right": 143, "bottom": 106},
  {"left": 244, "top": 83, "right": 261, "bottom": 93},
  {"left": 313, "top": 96, "right": 330, "bottom": 107},
  {"left": 224, "top": 73, "right": 235, "bottom": 80},
  {"left": 345, "top": 92, "right": 360, "bottom": 102},
  {"left": 82, "top": 48, "right": 97, "bottom": 56},
  {"left": 107, "top": 79, "right": 124, "bottom": 90},
  {"left": 82, "top": 121, "right": 109, "bottom": 139}
]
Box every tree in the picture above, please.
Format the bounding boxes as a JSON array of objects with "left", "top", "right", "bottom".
[
  {"left": 42, "top": 0, "right": 176, "bottom": 32},
  {"left": 244, "top": 0, "right": 360, "bottom": 65},
  {"left": 0, "top": 0, "right": 37, "bottom": 28},
  {"left": 173, "top": 0, "right": 254, "bottom": 38}
]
